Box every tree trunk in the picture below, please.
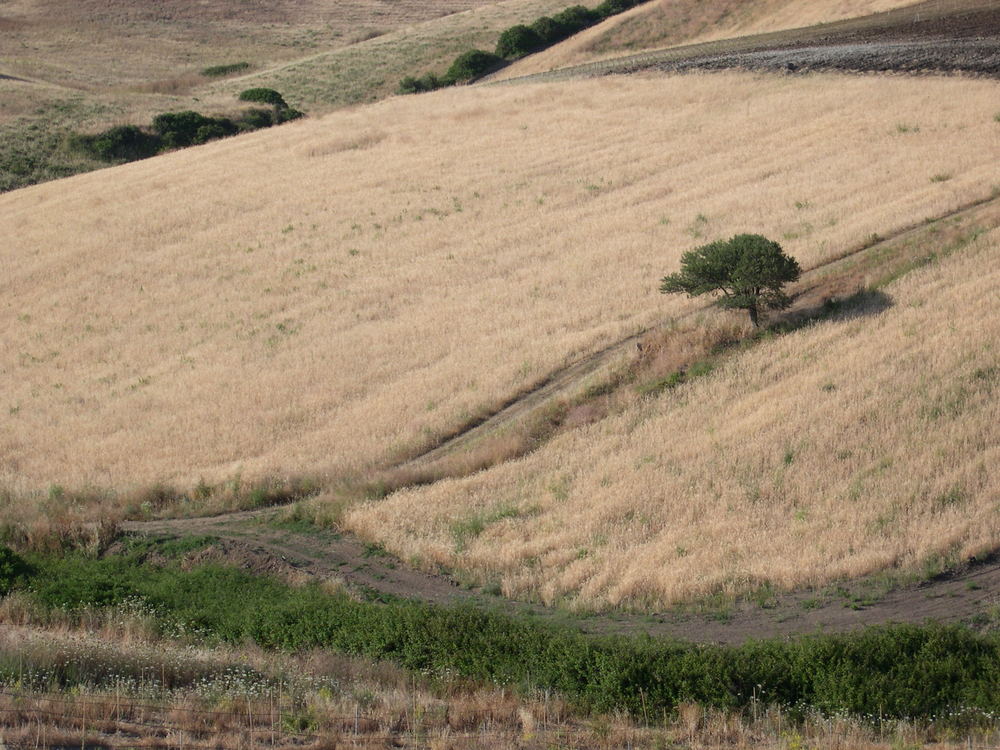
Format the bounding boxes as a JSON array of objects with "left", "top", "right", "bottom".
[{"left": 748, "top": 304, "right": 760, "bottom": 327}]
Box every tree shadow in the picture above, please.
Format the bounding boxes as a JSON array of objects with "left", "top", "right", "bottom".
[{"left": 773, "top": 288, "right": 894, "bottom": 331}]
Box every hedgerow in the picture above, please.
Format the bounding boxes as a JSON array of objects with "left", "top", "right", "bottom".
[
  {"left": 399, "top": 0, "right": 650, "bottom": 95},
  {"left": 70, "top": 88, "right": 303, "bottom": 165},
  {"left": 15, "top": 547, "right": 1000, "bottom": 723}
]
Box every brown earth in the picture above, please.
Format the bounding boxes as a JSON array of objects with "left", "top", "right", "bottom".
[
  {"left": 125, "top": 194, "right": 1000, "bottom": 644},
  {"left": 494, "top": 0, "right": 1000, "bottom": 83}
]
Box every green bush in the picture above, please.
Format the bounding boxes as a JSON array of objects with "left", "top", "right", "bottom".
[
  {"left": 495, "top": 24, "right": 545, "bottom": 60},
  {"left": 276, "top": 108, "right": 305, "bottom": 124},
  {"left": 594, "top": 0, "right": 640, "bottom": 18},
  {"left": 530, "top": 16, "right": 572, "bottom": 45},
  {"left": 72, "top": 125, "right": 161, "bottom": 162},
  {"left": 398, "top": 73, "right": 446, "bottom": 94},
  {"left": 238, "top": 88, "right": 288, "bottom": 108},
  {"left": 201, "top": 62, "right": 251, "bottom": 77},
  {"left": 18, "top": 550, "right": 1000, "bottom": 724},
  {"left": 445, "top": 49, "right": 505, "bottom": 84},
  {"left": 237, "top": 108, "right": 276, "bottom": 130},
  {"left": 152, "top": 111, "right": 238, "bottom": 149},
  {"left": 0, "top": 546, "right": 31, "bottom": 595},
  {"left": 550, "top": 5, "right": 601, "bottom": 34}
]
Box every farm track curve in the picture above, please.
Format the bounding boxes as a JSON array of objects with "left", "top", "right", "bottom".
[
  {"left": 126, "top": 2, "right": 1000, "bottom": 642},
  {"left": 126, "top": 194, "right": 1000, "bottom": 644}
]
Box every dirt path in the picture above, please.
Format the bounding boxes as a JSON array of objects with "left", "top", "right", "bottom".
[
  {"left": 126, "top": 195, "right": 1000, "bottom": 644},
  {"left": 491, "top": 0, "right": 1000, "bottom": 85},
  {"left": 125, "top": 508, "right": 1000, "bottom": 645}
]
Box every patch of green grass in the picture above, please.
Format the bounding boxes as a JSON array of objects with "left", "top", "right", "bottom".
[
  {"left": 450, "top": 505, "right": 520, "bottom": 551},
  {"left": 12, "top": 549, "right": 1000, "bottom": 723},
  {"left": 201, "top": 62, "right": 251, "bottom": 77}
]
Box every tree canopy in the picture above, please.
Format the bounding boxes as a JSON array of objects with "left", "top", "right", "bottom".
[{"left": 659, "top": 234, "right": 801, "bottom": 326}]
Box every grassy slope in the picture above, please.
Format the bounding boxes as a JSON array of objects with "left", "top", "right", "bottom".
[
  {"left": 487, "top": 0, "right": 920, "bottom": 79},
  {"left": 0, "top": 0, "right": 557, "bottom": 192},
  {"left": 3, "top": 72, "right": 998, "bottom": 512},
  {"left": 3, "top": 73, "right": 998, "bottom": 501},
  {"left": 353, "top": 227, "right": 1000, "bottom": 609}
]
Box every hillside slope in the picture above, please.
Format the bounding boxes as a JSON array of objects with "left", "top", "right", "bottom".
[
  {"left": 351, "top": 226, "right": 1000, "bottom": 610},
  {"left": 2, "top": 72, "right": 998, "bottom": 502},
  {"left": 488, "top": 0, "right": 919, "bottom": 80}
]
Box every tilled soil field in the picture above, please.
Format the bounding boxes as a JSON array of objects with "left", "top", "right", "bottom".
[{"left": 500, "top": 0, "right": 1000, "bottom": 82}]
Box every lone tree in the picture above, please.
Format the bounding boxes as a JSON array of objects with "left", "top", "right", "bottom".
[{"left": 660, "top": 234, "right": 801, "bottom": 327}]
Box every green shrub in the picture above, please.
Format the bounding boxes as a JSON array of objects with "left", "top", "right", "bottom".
[
  {"left": 398, "top": 73, "right": 446, "bottom": 95},
  {"left": 152, "top": 111, "right": 238, "bottom": 149},
  {"left": 201, "top": 62, "right": 251, "bottom": 77},
  {"left": 0, "top": 546, "right": 31, "bottom": 595},
  {"left": 445, "top": 49, "right": 505, "bottom": 84},
  {"left": 530, "top": 16, "right": 572, "bottom": 45},
  {"left": 237, "top": 108, "right": 276, "bottom": 130},
  {"left": 276, "top": 108, "right": 305, "bottom": 124},
  {"left": 18, "top": 550, "right": 1000, "bottom": 724},
  {"left": 238, "top": 88, "right": 288, "bottom": 108},
  {"left": 495, "top": 24, "right": 545, "bottom": 60},
  {"left": 551, "top": 5, "right": 601, "bottom": 34},
  {"left": 594, "top": 0, "right": 640, "bottom": 18},
  {"left": 72, "top": 125, "right": 161, "bottom": 162}
]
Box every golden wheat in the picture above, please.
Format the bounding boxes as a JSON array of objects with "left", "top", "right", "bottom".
[
  {"left": 349, "top": 226, "right": 1000, "bottom": 609},
  {"left": 2, "top": 73, "right": 997, "bottom": 503}
]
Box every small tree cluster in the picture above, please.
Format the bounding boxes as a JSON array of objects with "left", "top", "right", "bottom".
[
  {"left": 399, "top": 0, "right": 651, "bottom": 95},
  {"left": 72, "top": 90, "right": 304, "bottom": 165}
]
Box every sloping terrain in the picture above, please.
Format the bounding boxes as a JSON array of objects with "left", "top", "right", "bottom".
[
  {"left": 487, "top": 0, "right": 920, "bottom": 80},
  {"left": 496, "top": 0, "right": 1000, "bottom": 83},
  {"left": 3, "top": 73, "right": 998, "bottom": 500},
  {"left": 0, "top": 0, "right": 574, "bottom": 191},
  {"left": 351, "top": 226, "right": 1000, "bottom": 610}
]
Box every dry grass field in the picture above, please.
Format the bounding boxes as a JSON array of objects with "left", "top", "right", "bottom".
[
  {"left": 488, "top": 0, "right": 920, "bottom": 80},
  {"left": 351, "top": 227, "right": 1000, "bottom": 609},
  {"left": 0, "top": 0, "right": 570, "bottom": 192},
  {"left": 3, "top": 72, "right": 998, "bottom": 511}
]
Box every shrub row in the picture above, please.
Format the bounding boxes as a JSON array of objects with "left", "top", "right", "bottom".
[
  {"left": 399, "top": 0, "right": 649, "bottom": 94},
  {"left": 72, "top": 89, "right": 303, "bottom": 164},
  {"left": 201, "top": 62, "right": 251, "bottom": 77},
  {"left": 12, "top": 546, "right": 1000, "bottom": 723}
]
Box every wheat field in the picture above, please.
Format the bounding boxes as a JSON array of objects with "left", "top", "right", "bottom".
[
  {"left": 488, "top": 0, "right": 919, "bottom": 80},
  {"left": 2, "top": 72, "right": 998, "bottom": 501},
  {"left": 349, "top": 226, "right": 1000, "bottom": 609}
]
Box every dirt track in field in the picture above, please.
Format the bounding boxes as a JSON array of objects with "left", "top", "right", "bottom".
[{"left": 125, "top": 194, "right": 1000, "bottom": 644}]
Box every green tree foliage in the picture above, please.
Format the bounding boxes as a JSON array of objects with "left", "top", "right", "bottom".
[
  {"left": 660, "top": 234, "right": 802, "bottom": 326},
  {"left": 551, "top": 5, "right": 601, "bottom": 34},
  {"left": 238, "top": 88, "right": 288, "bottom": 108},
  {"left": 71, "top": 125, "right": 161, "bottom": 162},
  {"left": 0, "top": 546, "right": 31, "bottom": 595},
  {"left": 529, "top": 16, "right": 571, "bottom": 45},
  {"left": 594, "top": 0, "right": 642, "bottom": 18},
  {"left": 445, "top": 49, "right": 505, "bottom": 84},
  {"left": 152, "top": 111, "right": 238, "bottom": 149},
  {"left": 495, "top": 24, "right": 544, "bottom": 59}
]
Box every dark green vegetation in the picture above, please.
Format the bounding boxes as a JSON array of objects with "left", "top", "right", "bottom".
[
  {"left": 9, "top": 543, "right": 1000, "bottom": 726},
  {"left": 71, "top": 92, "right": 304, "bottom": 166},
  {"left": 201, "top": 62, "right": 252, "bottom": 77},
  {"left": 399, "top": 0, "right": 648, "bottom": 94},
  {"left": 660, "top": 234, "right": 802, "bottom": 327}
]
